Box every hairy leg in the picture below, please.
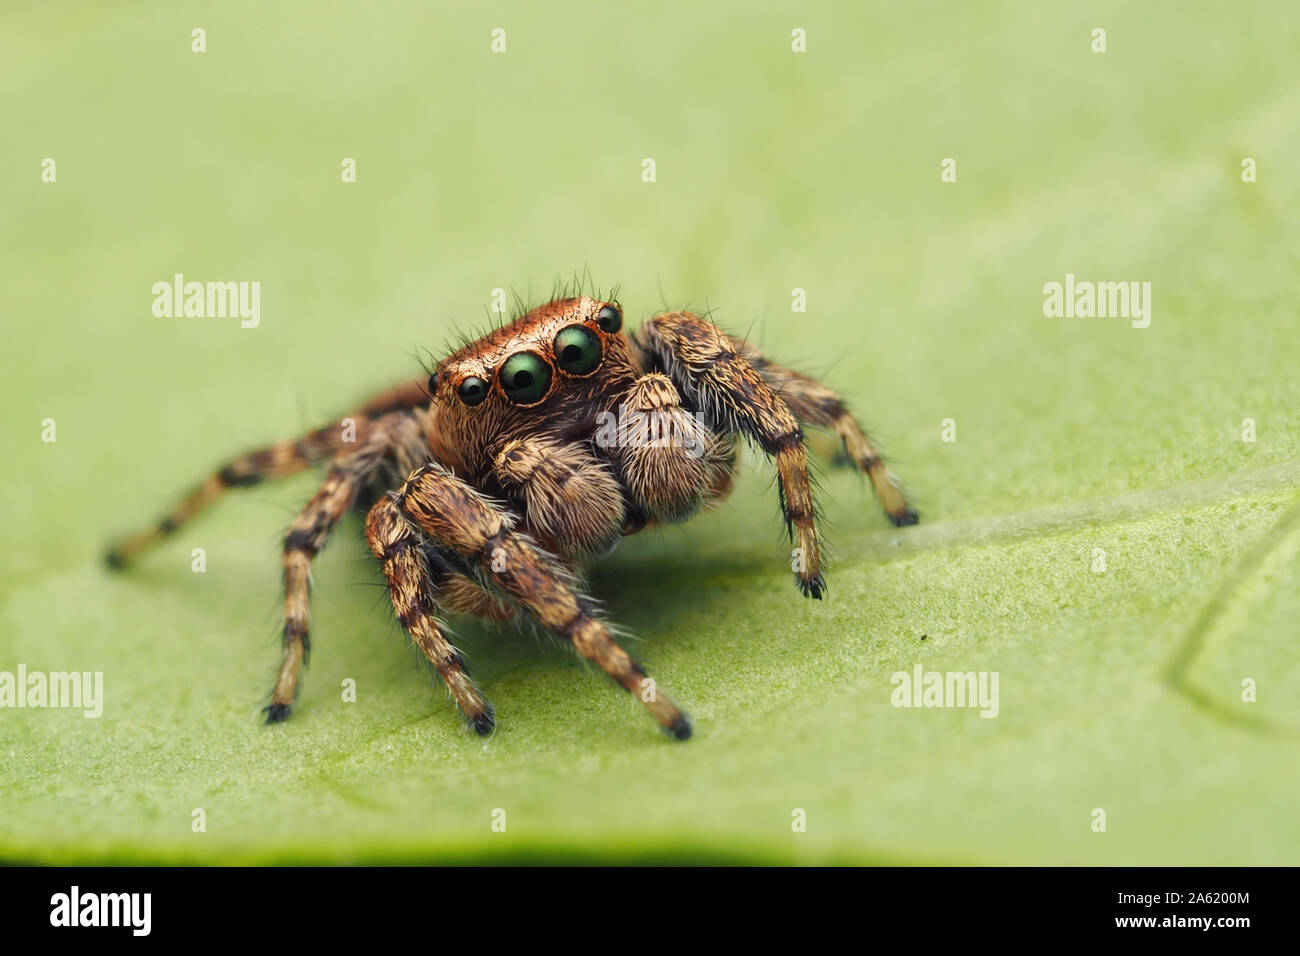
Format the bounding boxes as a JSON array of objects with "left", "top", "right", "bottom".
[
  {"left": 268, "top": 411, "right": 424, "bottom": 721},
  {"left": 383, "top": 461, "right": 691, "bottom": 738},
  {"left": 365, "top": 497, "right": 497, "bottom": 734},
  {"left": 428, "top": 559, "right": 517, "bottom": 621},
  {"left": 106, "top": 379, "right": 433, "bottom": 568},
  {"left": 105, "top": 421, "right": 353, "bottom": 568},
  {"left": 731, "top": 340, "right": 918, "bottom": 526},
  {"left": 636, "top": 312, "right": 827, "bottom": 598}
]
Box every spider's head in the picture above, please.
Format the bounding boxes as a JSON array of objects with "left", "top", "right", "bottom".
[{"left": 427, "top": 297, "right": 639, "bottom": 470}]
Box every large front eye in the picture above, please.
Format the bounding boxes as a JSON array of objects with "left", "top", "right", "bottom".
[
  {"left": 553, "top": 325, "right": 602, "bottom": 375},
  {"left": 457, "top": 376, "right": 489, "bottom": 406},
  {"left": 596, "top": 304, "right": 622, "bottom": 332},
  {"left": 499, "top": 352, "right": 553, "bottom": 404}
]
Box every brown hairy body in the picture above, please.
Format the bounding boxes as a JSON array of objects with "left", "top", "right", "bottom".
[{"left": 108, "top": 295, "right": 917, "bottom": 739}]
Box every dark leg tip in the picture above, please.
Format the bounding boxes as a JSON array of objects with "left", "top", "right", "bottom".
[
  {"left": 471, "top": 708, "right": 496, "bottom": 737},
  {"left": 668, "top": 715, "right": 693, "bottom": 741},
  {"left": 104, "top": 549, "right": 127, "bottom": 571},
  {"left": 263, "top": 702, "right": 292, "bottom": 724},
  {"left": 888, "top": 509, "right": 920, "bottom": 528},
  {"left": 798, "top": 574, "right": 826, "bottom": 600}
]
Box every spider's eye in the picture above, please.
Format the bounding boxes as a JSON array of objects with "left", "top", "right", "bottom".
[
  {"left": 553, "top": 325, "right": 602, "bottom": 375},
  {"left": 499, "top": 352, "right": 553, "bottom": 405},
  {"left": 596, "top": 305, "right": 622, "bottom": 333},
  {"left": 427, "top": 371, "right": 439, "bottom": 393},
  {"left": 456, "top": 376, "right": 488, "bottom": 406}
]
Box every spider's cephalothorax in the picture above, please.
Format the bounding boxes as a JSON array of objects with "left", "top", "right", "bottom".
[{"left": 107, "top": 296, "right": 918, "bottom": 740}]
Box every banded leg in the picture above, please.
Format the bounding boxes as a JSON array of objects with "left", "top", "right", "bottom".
[
  {"left": 732, "top": 340, "right": 919, "bottom": 526},
  {"left": 268, "top": 412, "right": 421, "bottom": 722},
  {"left": 365, "top": 499, "right": 496, "bottom": 734},
  {"left": 106, "top": 377, "right": 434, "bottom": 569},
  {"left": 383, "top": 462, "right": 692, "bottom": 739},
  {"left": 106, "top": 418, "right": 366, "bottom": 568},
  {"left": 636, "top": 312, "right": 827, "bottom": 598},
  {"left": 430, "top": 563, "right": 516, "bottom": 621}
]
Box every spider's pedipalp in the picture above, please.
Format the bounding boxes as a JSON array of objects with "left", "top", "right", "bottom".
[
  {"left": 492, "top": 437, "right": 625, "bottom": 557},
  {"left": 603, "top": 371, "right": 733, "bottom": 524}
]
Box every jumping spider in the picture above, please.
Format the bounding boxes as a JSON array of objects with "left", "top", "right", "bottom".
[{"left": 107, "top": 297, "right": 918, "bottom": 739}]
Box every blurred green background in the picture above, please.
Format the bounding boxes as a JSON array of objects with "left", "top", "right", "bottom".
[{"left": 2, "top": 1, "right": 1298, "bottom": 864}]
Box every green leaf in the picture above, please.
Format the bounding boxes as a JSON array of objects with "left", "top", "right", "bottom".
[{"left": 2, "top": 1, "right": 1298, "bottom": 864}]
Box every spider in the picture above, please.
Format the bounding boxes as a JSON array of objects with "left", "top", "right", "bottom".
[{"left": 107, "top": 296, "right": 918, "bottom": 740}]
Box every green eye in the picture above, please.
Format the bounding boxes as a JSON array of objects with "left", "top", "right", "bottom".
[
  {"left": 457, "top": 376, "right": 488, "bottom": 406},
  {"left": 553, "top": 325, "right": 602, "bottom": 375},
  {"left": 499, "top": 352, "right": 552, "bottom": 404},
  {"left": 596, "top": 305, "right": 622, "bottom": 332}
]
